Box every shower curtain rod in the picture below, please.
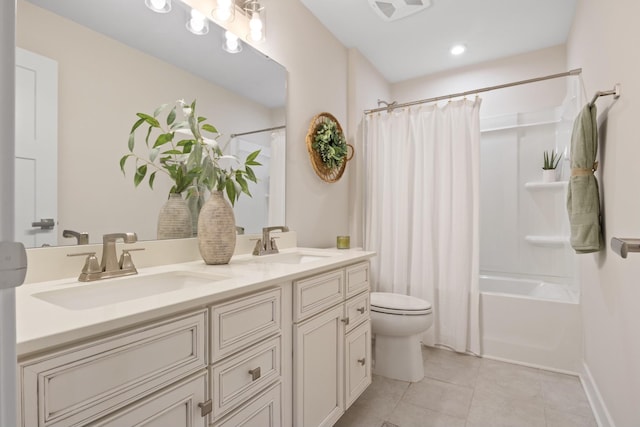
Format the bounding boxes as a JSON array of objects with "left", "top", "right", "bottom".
[
  {"left": 364, "top": 68, "right": 583, "bottom": 114},
  {"left": 230, "top": 125, "right": 286, "bottom": 138}
]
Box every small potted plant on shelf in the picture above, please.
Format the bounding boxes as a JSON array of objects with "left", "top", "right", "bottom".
[{"left": 542, "top": 150, "right": 562, "bottom": 182}]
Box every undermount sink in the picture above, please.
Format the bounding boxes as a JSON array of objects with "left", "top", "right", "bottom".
[
  {"left": 33, "top": 271, "right": 228, "bottom": 310},
  {"left": 244, "top": 251, "right": 342, "bottom": 265}
]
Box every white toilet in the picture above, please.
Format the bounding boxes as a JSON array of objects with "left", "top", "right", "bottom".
[{"left": 370, "top": 292, "right": 433, "bottom": 382}]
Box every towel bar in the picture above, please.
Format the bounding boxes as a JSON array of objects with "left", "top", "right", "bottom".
[
  {"left": 610, "top": 237, "right": 640, "bottom": 258},
  {"left": 589, "top": 84, "right": 621, "bottom": 107}
]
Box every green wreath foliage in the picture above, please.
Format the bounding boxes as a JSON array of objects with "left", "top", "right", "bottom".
[{"left": 312, "top": 120, "right": 348, "bottom": 170}]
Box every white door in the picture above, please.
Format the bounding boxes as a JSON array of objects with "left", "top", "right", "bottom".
[{"left": 15, "top": 48, "right": 58, "bottom": 247}]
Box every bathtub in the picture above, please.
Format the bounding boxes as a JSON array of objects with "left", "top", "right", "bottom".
[{"left": 479, "top": 275, "right": 582, "bottom": 373}]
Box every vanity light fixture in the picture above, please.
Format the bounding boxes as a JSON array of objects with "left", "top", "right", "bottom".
[
  {"left": 186, "top": 8, "right": 209, "bottom": 35},
  {"left": 450, "top": 44, "right": 466, "bottom": 56},
  {"left": 212, "top": 0, "right": 235, "bottom": 23},
  {"left": 223, "top": 30, "right": 243, "bottom": 53},
  {"left": 243, "top": 0, "right": 265, "bottom": 43},
  {"left": 145, "top": 0, "right": 172, "bottom": 13}
]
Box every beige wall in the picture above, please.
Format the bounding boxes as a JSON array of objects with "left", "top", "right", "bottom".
[
  {"left": 17, "top": 0, "right": 277, "bottom": 244},
  {"left": 567, "top": 1, "right": 640, "bottom": 425},
  {"left": 392, "top": 45, "right": 568, "bottom": 118},
  {"left": 245, "top": 0, "right": 350, "bottom": 247}
]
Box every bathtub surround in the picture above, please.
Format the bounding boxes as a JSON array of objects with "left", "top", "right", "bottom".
[
  {"left": 480, "top": 275, "right": 582, "bottom": 373},
  {"left": 364, "top": 98, "right": 482, "bottom": 354}
]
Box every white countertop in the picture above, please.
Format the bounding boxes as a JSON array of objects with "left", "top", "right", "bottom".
[{"left": 16, "top": 247, "right": 374, "bottom": 358}]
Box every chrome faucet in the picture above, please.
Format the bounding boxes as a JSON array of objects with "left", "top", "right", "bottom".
[
  {"left": 253, "top": 226, "right": 289, "bottom": 256},
  {"left": 63, "top": 229, "right": 89, "bottom": 245},
  {"left": 69, "top": 232, "right": 140, "bottom": 282},
  {"left": 101, "top": 232, "right": 138, "bottom": 273}
]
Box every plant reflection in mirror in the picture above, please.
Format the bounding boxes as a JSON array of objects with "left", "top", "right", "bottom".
[{"left": 120, "top": 99, "right": 261, "bottom": 206}]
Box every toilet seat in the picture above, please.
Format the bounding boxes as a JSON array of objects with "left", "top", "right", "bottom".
[{"left": 370, "top": 292, "right": 432, "bottom": 316}]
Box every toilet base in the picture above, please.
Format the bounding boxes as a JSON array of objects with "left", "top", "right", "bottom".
[{"left": 373, "top": 333, "right": 424, "bottom": 382}]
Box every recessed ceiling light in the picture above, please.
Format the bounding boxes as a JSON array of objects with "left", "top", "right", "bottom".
[{"left": 450, "top": 44, "right": 466, "bottom": 56}]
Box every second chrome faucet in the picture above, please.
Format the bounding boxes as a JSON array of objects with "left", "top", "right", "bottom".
[{"left": 253, "top": 226, "right": 289, "bottom": 256}]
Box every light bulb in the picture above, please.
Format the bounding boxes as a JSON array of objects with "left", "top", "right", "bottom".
[
  {"left": 250, "top": 29, "right": 263, "bottom": 42},
  {"left": 450, "top": 44, "right": 466, "bottom": 56},
  {"left": 145, "top": 0, "right": 171, "bottom": 13},
  {"left": 214, "top": 0, "right": 234, "bottom": 22},
  {"left": 187, "top": 8, "right": 209, "bottom": 35},
  {"left": 150, "top": 0, "right": 166, "bottom": 10},
  {"left": 249, "top": 14, "right": 263, "bottom": 32},
  {"left": 223, "top": 31, "right": 242, "bottom": 53}
]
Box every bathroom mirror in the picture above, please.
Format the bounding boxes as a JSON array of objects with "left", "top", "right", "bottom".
[{"left": 16, "top": 0, "right": 287, "bottom": 248}]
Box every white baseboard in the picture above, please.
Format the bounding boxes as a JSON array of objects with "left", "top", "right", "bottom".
[{"left": 580, "top": 361, "right": 615, "bottom": 427}]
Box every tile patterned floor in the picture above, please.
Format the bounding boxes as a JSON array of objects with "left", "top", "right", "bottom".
[{"left": 335, "top": 346, "right": 597, "bottom": 427}]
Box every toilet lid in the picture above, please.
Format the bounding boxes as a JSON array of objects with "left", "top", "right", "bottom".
[{"left": 370, "top": 292, "right": 432, "bottom": 315}]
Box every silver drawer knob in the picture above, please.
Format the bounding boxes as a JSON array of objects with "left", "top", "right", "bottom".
[
  {"left": 248, "top": 367, "right": 261, "bottom": 381},
  {"left": 357, "top": 358, "right": 366, "bottom": 366},
  {"left": 357, "top": 307, "right": 365, "bottom": 314}
]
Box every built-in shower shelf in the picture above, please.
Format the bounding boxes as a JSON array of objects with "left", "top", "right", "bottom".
[
  {"left": 525, "top": 235, "right": 570, "bottom": 247},
  {"left": 524, "top": 181, "right": 568, "bottom": 190}
]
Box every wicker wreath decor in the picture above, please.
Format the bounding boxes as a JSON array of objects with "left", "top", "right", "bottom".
[{"left": 305, "top": 112, "right": 354, "bottom": 183}]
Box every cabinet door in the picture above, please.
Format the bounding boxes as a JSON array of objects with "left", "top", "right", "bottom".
[
  {"left": 90, "top": 371, "right": 208, "bottom": 427},
  {"left": 344, "top": 320, "right": 372, "bottom": 409},
  {"left": 294, "top": 304, "right": 344, "bottom": 427}
]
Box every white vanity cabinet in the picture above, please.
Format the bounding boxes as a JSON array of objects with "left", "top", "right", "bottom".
[
  {"left": 293, "top": 262, "right": 371, "bottom": 427},
  {"left": 208, "top": 287, "right": 287, "bottom": 427},
  {"left": 19, "top": 310, "right": 209, "bottom": 427}
]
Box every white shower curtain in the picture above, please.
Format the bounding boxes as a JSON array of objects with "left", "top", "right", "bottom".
[{"left": 364, "top": 98, "right": 481, "bottom": 354}]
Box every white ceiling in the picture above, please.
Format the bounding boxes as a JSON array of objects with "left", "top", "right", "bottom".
[{"left": 300, "top": 0, "right": 578, "bottom": 83}]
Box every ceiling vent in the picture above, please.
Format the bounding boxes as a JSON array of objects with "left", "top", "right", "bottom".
[{"left": 367, "top": 0, "right": 432, "bottom": 22}]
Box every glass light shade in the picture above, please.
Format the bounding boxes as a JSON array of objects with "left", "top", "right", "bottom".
[
  {"left": 145, "top": 0, "right": 172, "bottom": 13},
  {"left": 212, "top": 0, "right": 235, "bottom": 22},
  {"left": 243, "top": 2, "right": 265, "bottom": 43},
  {"left": 186, "top": 8, "right": 209, "bottom": 35}
]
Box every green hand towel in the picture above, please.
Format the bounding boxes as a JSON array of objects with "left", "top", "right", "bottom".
[{"left": 566, "top": 104, "right": 602, "bottom": 253}]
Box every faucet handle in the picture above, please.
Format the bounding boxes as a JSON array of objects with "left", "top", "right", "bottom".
[
  {"left": 68, "top": 252, "right": 101, "bottom": 275},
  {"left": 119, "top": 248, "right": 144, "bottom": 270}
]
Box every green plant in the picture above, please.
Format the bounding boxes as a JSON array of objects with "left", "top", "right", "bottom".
[
  {"left": 543, "top": 150, "right": 562, "bottom": 170},
  {"left": 120, "top": 99, "right": 261, "bottom": 205},
  {"left": 312, "top": 119, "right": 348, "bottom": 169}
]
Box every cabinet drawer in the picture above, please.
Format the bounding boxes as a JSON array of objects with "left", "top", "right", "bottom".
[
  {"left": 346, "top": 262, "right": 370, "bottom": 298},
  {"left": 20, "top": 310, "right": 207, "bottom": 427},
  {"left": 211, "top": 335, "right": 281, "bottom": 420},
  {"left": 294, "top": 270, "right": 344, "bottom": 322},
  {"left": 212, "top": 383, "right": 282, "bottom": 427},
  {"left": 344, "top": 292, "right": 369, "bottom": 333},
  {"left": 211, "top": 288, "right": 281, "bottom": 361},
  {"left": 345, "top": 320, "right": 372, "bottom": 409},
  {"left": 90, "top": 371, "right": 208, "bottom": 427}
]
